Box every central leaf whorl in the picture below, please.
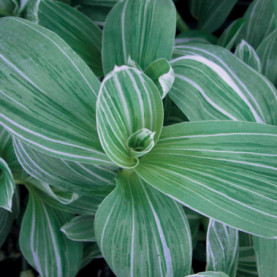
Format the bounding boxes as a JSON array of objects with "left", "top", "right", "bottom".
[{"left": 96, "top": 66, "right": 164, "bottom": 169}]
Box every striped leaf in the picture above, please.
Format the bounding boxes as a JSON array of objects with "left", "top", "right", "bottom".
[
  {"left": 206, "top": 220, "right": 239, "bottom": 277},
  {"left": 13, "top": 139, "right": 116, "bottom": 197},
  {"left": 175, "top": 30, "right": 218, "bottom": 46},
  {"left": 188, "top": 0, "right": 238, "bottom": 33},
  {"left": 102, "top": 0, "right": 176, "bottom": 75},
  {"left": 95, "top": 170, "right": 192, "bottom": 277},
  {"left": 187, "top": 272, "right": 229, "bottom": 277},
  {"left": 0, "top": 17, "right": 111, "bottom": 165},
  {"left": 61, "top": 215, "right": 95, "bottom": 242},
  {"left": 217, "top": 18, "right": 245, "bottom": 50},
  {"left": 135, "top": 121, "right": 277, "bottom": 237},
  {"left": 235, "top": 40, "right": 261, "bottom": 72},
  {"left": 144, "top": 58, "right": 175, "bottom": 99},
  {"left": 253, "top": 236, "right": 277, "bottom": 276},
  {"left": 171, "top": 44, "right": 277, "bottom": 125},
  {"left": 257, "top": 29, "right": 277, "bottom": 87},
  {"left": 20, "top": 185, "right": 83, "bottom": 277},
  {"left": 96, "top": 66, "right": 163, "bottom": 168},
  {"left": 238, "top": 0, "right": 276, "bottom": 49},
  {"left": 26, "top": 0, "right": 103, "bottom": 77}
]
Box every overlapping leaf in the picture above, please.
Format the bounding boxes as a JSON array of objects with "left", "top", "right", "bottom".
[
  {"left": 0, "top": 17, "right": 111, "bottom": 165},
  {"left": 187, "top": 272, "right": 229, "bottom": 277},
  {"left": 175, "top": 31, "right": 218, "bottom": 46},
  {"left": 206, "top": 220, "right": 239, "bottom": 277},
  {"left": 0, "top": 0, "right": 16, "bottom": 16},
  {"left": 136, "top": 121, "right": 277, "bottom": 237},
  {"left": 26, "top": 0, "right": 103, "bottom": 77},
  {"left": 171, "top": 44, "right": 277, "bottom": 124},
  {"left": 96, "top": 66, "right": 163, "bottom": 168},
  {"left": 102, "top": 0, "right": 176, "bottom": 74},
  {"left": 95, "top": 171, "right": 192, "bottom": 277}
]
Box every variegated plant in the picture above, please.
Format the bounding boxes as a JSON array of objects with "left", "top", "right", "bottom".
[{"left": 0, "top": 0, "right": 277, "bottom": 276}]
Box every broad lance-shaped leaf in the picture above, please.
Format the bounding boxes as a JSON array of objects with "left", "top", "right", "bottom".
[
  {"left": 188, "top": 0, "right": 238, "bottom": 33},
  {"left": 206, "top": 220, "right": 239, "bottom": 277},
  {"left": 253, "top": 236, "right": 277, "bottom": 276},
  {"left": 102, "top": 0, "right": 176, "bottom": 74},
  {"left": 20, "top": 185, "right": 83, "bottom": 277},
  {"left": 187, "top": 272, "right": 229, "bottom": 277},
  {"left": 95, "top": 170, "right": 192, "bottom": 277},
  {"left": 144, "top": 58, "right": 175, "bottom": 99},
  {"left": 135, "top": 121, "right": 277, "bottom": 238},
  {"left": 175, "top": 30, "right": 218, "bottom": 46},
  {"left": 96, "top": 66, "right": 163, "bottom": 168},
  {"left": 238, "top": 0, "right": 275, "bottom": 49},
  {"left": 257, "top": 29, "right": 277, "bottom": 87},
  {"left": 0, "top": 17, "right": 111, "bottom": 165},
  {"left": 235, "top": 40, "right": 261, "bottom": 72},
  {"left": 171, "top": 44, "right": 277, "bottom": 125},
  {"left": 13, "top": 139, "right": 116, "bottom": 197},
  {"left": 61, "top": 215, "right": 95, "bottom": 242},
  {"left": 26, "top": 0, "right": 103, "bottom": 77}
]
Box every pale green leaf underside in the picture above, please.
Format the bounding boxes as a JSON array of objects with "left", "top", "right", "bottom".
[
  {"left": 253, "top": 236, "right": 277, "bottom": 276},
  {"left": 96, "top": 66, "right": 163, "bottom": 168},
  {"left": 187, "top": 272, "right": 229, "bottom": 277},
  {"left": 20, "top": 185, "right": 82, "bottom": 277},
  {"left": 61, "top": 215, "right": 95, "bottom": 242},
  {"left": 95, "top": 171, "right": 192, "bottom": 277},
  {"left": 144, "top": 58, "right": 175, "bottom": 99},
  {"left": 171, "top": 44, "right": 277, "bottom": 125},
  {"left": 27, "top": 0, "right": 103, "bottom": 77},
  {"left": 13, "top": 139, "right": 116, "bottom": 197},
  {"left": 235, "top": 40, "right": 261, "bottom": 72},
  {"left": 206, "top": 220, "right": 239, "bottom": 277},
  {"left": 239, "top": 0, "right": 276, "bottom": 49},
  {"left": 257, "top": 29, "right": 277, "bottom": 87},
  {"left": 189, "top": 0, "right": 238, "bottom": 33},
  {"left": 136, "top": 121, "right": 277, "bottom": 237},
  {"left": 0, "top": 17, "right": 111, "bottom": 165},
  {"left": 102, "top": 0, "right": 176, "bottom": 74}
]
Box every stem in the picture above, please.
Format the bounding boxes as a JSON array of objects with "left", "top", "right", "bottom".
[{"left": 176, "top": 12, "right": 190, "bottom": 33}]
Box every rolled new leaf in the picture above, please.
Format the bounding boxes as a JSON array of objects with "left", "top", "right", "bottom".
[
  {"left": 102, "top": 0, "right": 176, "bottom": 74},
  {"left": 0, "top": 17, "right": 110, "bottom": 165},
  {"left": 136, "top": 121, "right": 277, "bottom": 238},
  {"left": 95, "top": 170, "right": 192, "bottom": 277},
  {"left": 96, "top": 66, "right": 163, "bottom": 168}
]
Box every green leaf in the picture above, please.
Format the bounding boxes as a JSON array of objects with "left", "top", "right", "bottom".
[
  {"left": 253, "top": 236, "right": 277, "bottom": 276},
  {"left": 81, "top": 242, "right": 101, "bottom": 269},
  {"left": 235, "top": 40, "right": 261, "bottom": 72},
  {"left": 206, "top": 220, "right": 239, "bottom": 277},
  {"left": 0, "top": 0, "right": 16, "bottom": 16},
  {"left": 26, "top": 0, "right": 103, "bottom": 77},
  {"left": 102, "top": 0, "right": 176, "bottom": 74},
  {"left": 175, "top": 30, "right": 218, "bottom": 46},
  {"left": 20, "top": 185, "right": 83, "bottom": 277},
  {"left": 77, "top": 0, "right": 117, "bottom": 6},
  {"left": 144, "top": 58, "right": 175, "bottom": 99},
  {"left": 95, "top": 170, "right": 192, "bottom": 277},
  {"left": 13, "top": 139, "right": 116, "bottom": 197},
  {"left": 257, "top": 29, "right": 277, "bottom": 87},
  {"left": 0, "top": 17, "right": 111, "bottom": 165},
  {"left": 238, "top": 0, "right": 275, "bottom": 49},
  {"left": 171, "top": 44, "right": 277, "bottom": 125},
  {"left": 0, "top": 207, "right": 13, "bottom": 247},
  {"left": 187, "top": 272, "right": 229, "bottom": 277},
  {"left": 188, "top": 0, "right": 238, "bottom": 33},
  {"left": 61, "top": 215, "right": 95, "bottom": 242},
  {"left": 217, "top": 18, "right": 245, "bottom": 50},
  {"left": 136, "top": 121, "right": 277, "bottom": 238},
  {"left": 96, "top": 66, "right": 163, "bottom": 168}
]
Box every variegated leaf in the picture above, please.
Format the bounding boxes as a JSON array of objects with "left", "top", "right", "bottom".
[
  {"left": 136, "top": 121, "right": 277, "bottom": 237},
  {"left": 102, "top": 0, "right": 176, "bottom": 74},
  {"left": 171, "top": 44, "right": 277, "bottom": 125},
  {"left": 206, "top": 220, "right": 239, "bottom": 277},
  {"left": 235, "top": 40, "right": 261, "bottom": 72},
  {"left": 61, "top": 215, "right": 95, "bottom": 242},
  {"left": 95, "top": 170, "right": 192, "bottom": 277},
  {"left": 187, "top": 272, "right": 229, "bottom": 277},
  {"left": 13, "top": 139, "right": 116, "bottom": 197},
  {"left": 175, "top": 30, "right": 217, "bottom": 46},
  {"left": 0, "top": 17, "right": 111, "bottom": 165},
  {"left": 96, "top": 66, "right": 163, "bottom": 168},
  {"left": 20, "top": 185, "right": 83, "bottom": 277},
  {"left": 26, "top": 0, "right": 103, "bottom": 77}
]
